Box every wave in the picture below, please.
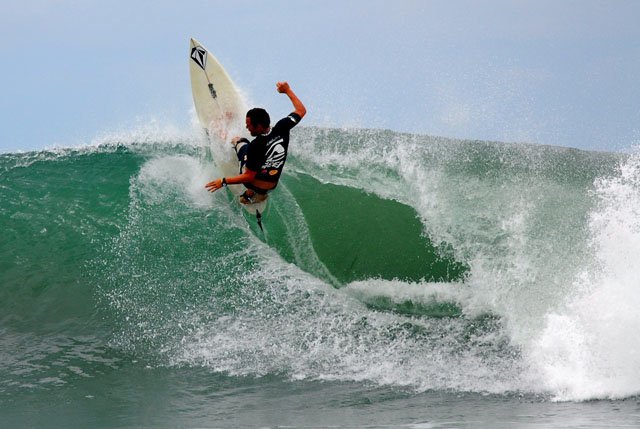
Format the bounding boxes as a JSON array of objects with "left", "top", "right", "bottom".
[{"left": 1, "top": 126, "right": 638, "bottom": 401}]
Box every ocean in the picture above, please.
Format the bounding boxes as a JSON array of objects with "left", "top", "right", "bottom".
[{"left": 1, "top": 126, "right": 640, "bottom": 428}]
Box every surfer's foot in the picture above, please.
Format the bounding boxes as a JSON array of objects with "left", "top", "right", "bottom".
[
  {"left": 239, "top": 190, "right": 254, "bottom": 204},
  {"left": 239, "top": 190, "right": 267, "bottom": 205}
]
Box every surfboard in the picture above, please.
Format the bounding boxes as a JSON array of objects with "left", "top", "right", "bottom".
[{"left": 189, "top": 37, "right": 268, "bottom": 219}]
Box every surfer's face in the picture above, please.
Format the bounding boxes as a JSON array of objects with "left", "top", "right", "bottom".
[{"left": 246, "top": 116, "right": 267, "bottom": 136}]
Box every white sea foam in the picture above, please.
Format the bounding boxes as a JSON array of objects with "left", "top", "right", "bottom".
[
  {"left": 344, "top": 278, "right": 469, "bottom": 308},
  {"left": 175, "top": 251, "right": 524, "bottom": 394},
  {"left": 530, "top": 153, "right": 640, "bottom": 400},
  {"left": 136, "top": 155, "right": 216, "bottom": 209}
]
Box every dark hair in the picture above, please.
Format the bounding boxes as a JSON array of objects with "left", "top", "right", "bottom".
[{"left": 246, "top": 108, "right": 270, "bottom": 128}]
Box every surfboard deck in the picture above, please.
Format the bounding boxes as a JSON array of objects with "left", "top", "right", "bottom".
[{"left": 189, "top": 37, "right": 268, "bottom": 216}]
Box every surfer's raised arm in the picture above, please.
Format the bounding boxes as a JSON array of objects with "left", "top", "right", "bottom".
[{"left": 276, "top": 81, "right": 306, "bottom": 119}]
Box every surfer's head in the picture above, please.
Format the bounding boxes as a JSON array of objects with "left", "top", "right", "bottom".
[{"left": 246, "top": 108, "right": 270, "bottom": 136}]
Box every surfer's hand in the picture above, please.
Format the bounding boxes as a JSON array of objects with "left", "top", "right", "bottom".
[
  {"left": 205, "top": 178, "right": 224, "bottom": 193},
  {"left": 276, "top": 81, "right": 290, "bottom": 94}
]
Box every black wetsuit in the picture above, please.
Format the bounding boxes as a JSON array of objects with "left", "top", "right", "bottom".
[{"left": 236, "top": 112, "right": 302, "bottom": 194}]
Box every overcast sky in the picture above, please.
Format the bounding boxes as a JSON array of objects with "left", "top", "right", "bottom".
[{"left": 1, "top": 0, "right": 639, "bottom": 153}]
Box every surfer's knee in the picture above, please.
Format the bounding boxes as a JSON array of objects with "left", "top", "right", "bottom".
[
  {"left": 232, "top": 137, "right": 249, "bottom": 149},
  {"left": 233, "top": 137, "right": 249, "bottom": 160}
]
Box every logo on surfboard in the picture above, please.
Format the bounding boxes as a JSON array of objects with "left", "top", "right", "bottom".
[{"left": 191, "top": 46, "right": 207, "bottom": 70}]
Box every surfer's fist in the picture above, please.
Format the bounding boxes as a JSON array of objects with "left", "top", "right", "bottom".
[
  {"left": 276, "top": 81, "right": 291, "bottom": 94},
  {"left": 205, "top": 178, "right": 224, "bottom": 193}
]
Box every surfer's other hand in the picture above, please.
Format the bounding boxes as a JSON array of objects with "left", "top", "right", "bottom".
[{"left": 205, "top": 178, "right": 224, "bottom": 193}]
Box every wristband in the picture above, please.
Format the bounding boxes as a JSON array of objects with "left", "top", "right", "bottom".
[{"left": 221, "top": 177, "right": 227, "bottom": 187}]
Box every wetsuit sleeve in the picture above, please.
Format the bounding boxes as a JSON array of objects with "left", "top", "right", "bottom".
[{"left": 273, "top": 112, "right": 302, "bottom": 133}]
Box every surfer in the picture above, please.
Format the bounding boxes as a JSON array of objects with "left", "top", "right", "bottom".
[{"left": 205, "top": 81, "right": 306, "bottom": 204}]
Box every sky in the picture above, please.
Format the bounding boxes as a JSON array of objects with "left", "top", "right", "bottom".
[{"left": 1, "top": 0, "right": 639, "bottom": 153}]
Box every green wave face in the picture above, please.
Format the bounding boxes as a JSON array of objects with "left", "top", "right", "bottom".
[{"left": 272, "top": 172, "right": 468, "bottom": 284}]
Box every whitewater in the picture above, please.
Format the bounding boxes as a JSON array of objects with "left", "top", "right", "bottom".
[{"left": 1, "top": 122, "right": 640, "bottom": 427}]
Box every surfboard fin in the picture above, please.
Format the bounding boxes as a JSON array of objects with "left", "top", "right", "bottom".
[{"left": 256, "top": 209, "right": 264, "bottom": 232}]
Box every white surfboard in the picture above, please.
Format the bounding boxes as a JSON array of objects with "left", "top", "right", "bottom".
[{"left": 189, "top": 37, "right": 268, "bottom": 217}]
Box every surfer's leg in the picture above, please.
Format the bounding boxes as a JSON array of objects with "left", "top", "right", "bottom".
[
  {"left": 251, "top": 193, "right": 268, "bottom": 203},
  {"left": 240, "top": 183, "right": 269, "bottom": 205},
  {"left": 240, "top": 190, "right": 268, "bottom": 205}
]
